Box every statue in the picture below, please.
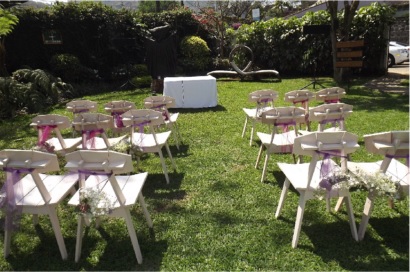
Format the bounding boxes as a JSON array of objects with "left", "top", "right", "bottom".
[{"left": 145, "top": 24, "right": 177, "bottom": 94}]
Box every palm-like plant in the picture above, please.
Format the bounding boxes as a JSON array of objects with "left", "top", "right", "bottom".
[{"left": 0, "top": 8, "right": 19, "bottom": 76}]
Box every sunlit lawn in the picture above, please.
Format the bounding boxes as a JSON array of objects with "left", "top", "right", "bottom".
[{"left": 0, "top": 76, "right": 408, "bottom": 271}]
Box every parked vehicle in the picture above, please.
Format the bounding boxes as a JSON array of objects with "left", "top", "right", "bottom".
[{"left": 388, "top": 41, "right": 409, "bottom": 67}]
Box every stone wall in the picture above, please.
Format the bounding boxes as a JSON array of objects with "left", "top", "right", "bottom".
[{"left": 390, "top": 17, "right": 409, "bottom": 44}]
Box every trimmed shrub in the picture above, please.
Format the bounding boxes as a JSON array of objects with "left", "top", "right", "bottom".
[
  {"left": 50, "top": 54, "right": 99, "bottom": 83},
  {"left": 179, "top": 35, "right": 211, "bottom": 73}
]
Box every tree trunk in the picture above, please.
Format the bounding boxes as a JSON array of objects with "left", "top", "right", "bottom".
[
  {"left": 0, "top": 39, "right": 8, "bottom": 77},
  {"left": 327, "top": 0, "right": 360, "bottom": 84}
]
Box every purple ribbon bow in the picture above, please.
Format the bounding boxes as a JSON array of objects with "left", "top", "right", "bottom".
[
  {"left": 0, "top": 167, "right": 34, "bottom": 231},
  {"left": 111, "top": 112, "right": 125, "bottom": 128},
  {"left": 316, "top": 150, "right": 347, "bottom": 191},
  {"left": 81, "top": 128, "right": 104, "bottom": 149}
]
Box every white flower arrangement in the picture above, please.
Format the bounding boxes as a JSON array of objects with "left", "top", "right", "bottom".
[
  {"left": 314, "top": 168, "right": 402, "bottom": 200},
  {"left": 110, "top": 139, "right": 144, "bottom": 159},
  {"left": 352, "top": 168, "right": 401, "bottom": 199},
  {"left": 315, "top": 171, "right": 359, "bottom": 199},
  {"left": 77, "top": 187, "right": 114, "bottom": 219}
]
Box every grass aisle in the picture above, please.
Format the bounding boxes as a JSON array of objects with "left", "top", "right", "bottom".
[{"left": 0, "top": 77, "right": 408, "bottom": 271}]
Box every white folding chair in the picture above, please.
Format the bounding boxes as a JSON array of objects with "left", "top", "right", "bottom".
[
  {"left": 305, "top": 103, "right": 353, "bottom": 133},
  {"left": 242, "top": 89, "right": 279, "bottom": 146},
  {"left": 0, "top": 149, "right": 78, "bottom": 259},
  {"left": 144, "top": 95, "right": 182, "bottom": 150},
  {"left": 284, "top": 89, "right": 315, "bottom": 131},
  {"left": 104, "top": 100, "right": 136, "bottom": 135},
  {"left": 65, "top": 150, "right": 152, "bottom": 263},
  {"left": 315, "top": 87, "right": 346, "bottom": 104},
  {"left": 66, "top": 99, "right": 98, "bottom": 116},
  {"left": 255, "top": 107, "right": 306, "bottom": 182},
  {"left": 72, "top": 113, "right": 127, "bottom": 150},
  {"left": 122, "top": 109, "right": 176, "bottom": 184},
  {"left": 30, "top": 114, "right": 82, "bottom": 154},
  {"left": 275, "top": 131, "right": 360, "bottom": 248},
  {"left": 345, "top": 131, "right": 409, "bottom": 240}
]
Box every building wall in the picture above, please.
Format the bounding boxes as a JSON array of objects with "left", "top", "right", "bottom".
[{"left": 390, "top": 17, "right": 409, "bottom": 44}]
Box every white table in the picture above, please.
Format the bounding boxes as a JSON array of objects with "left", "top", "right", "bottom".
[{"left": 163, "top": 76, "right": 218, "bottom": 108}]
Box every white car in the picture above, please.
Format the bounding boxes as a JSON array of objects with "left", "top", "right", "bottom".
[{"left": 388, "top": 41, "right": 409, "bottom": 67}]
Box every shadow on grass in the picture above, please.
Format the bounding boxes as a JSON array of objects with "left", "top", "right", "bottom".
[
  {"left": 301, "top": 216, "right": 409, "bottom": 271},
  {"left": 170, "top": 104, "right": 227, "bottom": 114}
]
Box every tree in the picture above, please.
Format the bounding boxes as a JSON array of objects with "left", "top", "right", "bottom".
[
  {"left": 138, "top": 0, "right": 179, "bottom": 13},
  {"left": 0, "top": 8, "right": 19, "bottom": 76},
  {"left": 327, "top": 0, "right": 360, "bottom": 83},
  {"left": 192, "top": 0, "right": 270, "bottom": 58}
]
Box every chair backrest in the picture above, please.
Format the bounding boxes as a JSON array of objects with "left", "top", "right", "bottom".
[
  {"left": 294, "top": 132, "right": 360, "bottom": 185},
  {"left": 31, "top": 114, "right": 74, "bottom": 150},
  {"left": 31, "top": 114, "right": 72, "bottom": 130},
  {"left": 284, "top": 89, "right": 315, "bottom": 110},
  {"left": 308, "top": 103, "right": 353, "bottom": 131},
  {"left": 315, "top": 87, "right": 346, "bottom": 103},
  {"left": 104, "top": 101, "right": 136, "bottom": 114},
  {"left": 72, "top": 113, "right": 114, "bottom": 132},
  {"left": 65, "top": 150, "right": 133, "bottom": 205},
  {"left": 121, "top": 109, "right": 165, "bottom": 146},
  {"left": 363, "top": 131, "right": 409, "bottom": 172},
  {"left": 261, "top": 107, "right": 306, "bottom": 149},
  {"left": 66, "top": 100, "right": 98, "bottom": 114},
  {"left": 0, "top": 149, "right": 59, "bottom": 172},
  {"left": 261, "top": 107, "right": 306, "bottom": 127},
  {"left": 0, "top": 149, "right": 60, "bottom": 205},
  {"left": 248, "top": 89, "right": 279, "bottom": 104},
  {"left": 144, "top": 95, "right": 176, "bottom": 110}
]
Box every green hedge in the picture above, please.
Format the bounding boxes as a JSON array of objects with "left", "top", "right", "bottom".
[
  {"left": 228, "top": 3, "right": 395, "bottom": 76},
  {"left": 5, "top": 2, "right": 396, "bottom": 79}
]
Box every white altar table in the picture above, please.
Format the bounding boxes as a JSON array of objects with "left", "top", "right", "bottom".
[{"left": 163, "top": 76, "right": 218, "bottom": 108}]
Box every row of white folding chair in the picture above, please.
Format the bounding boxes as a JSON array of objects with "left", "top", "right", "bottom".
[
  {"left": 31, "top": 110, "right": 176, "bottom": 184},
  {"left": 243, "top": 87, "right": 347, "bottom": 146},
  {"left": 0, "top": 149, "right": 152, "bottom": 263},
  {"left": 274, "top": 130, "right": 409, "bottom": 248},
  {"left": 255, "top": 103, "right": 353, "bottom": 182},
  {"left": 66, "top": 97, "right": 181, "bottom": 149}
]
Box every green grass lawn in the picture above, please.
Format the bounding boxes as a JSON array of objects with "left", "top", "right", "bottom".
[{"left": 0, "top": 76, "right": 408, "bottom": 271}]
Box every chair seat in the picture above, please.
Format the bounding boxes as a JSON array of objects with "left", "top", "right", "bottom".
[
  {"left": 3, "top": 173, "right": 78, "bottom": 207},
  {"left": 79, "top": 135, "right": 127, "bottom": 150},
  {"left": 347, "top": 159, "right": 409, "bottom": 195},
  {"left": 278, "top": 160, "right": 348, "bottom": 195},
  {"left": 68, "top": 172, "right": 148, "bottom": 209},
  {"left": 130, "top": 131, "right": 171, "bottom": 150},
  {"left": 47, "top": 137, "right": 82, "bottom": 153},
  {"left": 243, "top": 107, "right": 273, "bottom": 119},
  {"left": 257, "top": 130, "right": 297, "bottom": 153},
  {"left": 167, "top": 112, "right": 179, "bottom": 123}
]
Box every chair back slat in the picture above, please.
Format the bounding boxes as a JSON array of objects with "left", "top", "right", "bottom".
[{"left": 315, "top": 87, "right": 346, "bottom": 103}]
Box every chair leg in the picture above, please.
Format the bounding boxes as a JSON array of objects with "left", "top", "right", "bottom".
[
  {"left": 344, "top": 195, "right": 359, "bottom": 242},
  {"left": 255, "top": 145, "right": 264, "bottom": 169},
  {"left": 138, "top": 193, "right": 153, "bottom": 228},
  {"left": 75, "top": 215, "right": 85, "bottom": 263},
  {"left": 48, "top": 206, "right": 68, "bottom": 260},
  {"left": 261, "top": 151, "right": 271, "bottom": 182},
  {"left": 292, "top": 192, "right": 307, "bottom": 248},
  {"left": 250, "top": 120, "right": 255, "bottom": 146},
  {"left": 275, "top": 178, "right": 290, "bottom": 218},
  {"left": 358, "top": 192, "right": 376, "bottom": 241},
  {"left": 242, "top": 117, "right": 248, "bottom": 138},
  {"left": 170, "top": 124, "right": 180, "bottom": 150},
  {"left": 334, "top": 196, "right": 345, "bottom": 212},
  {"left": 158, "top": 150, "right": 170, "bottom": 184},
  {"left": 123, "top": 208, "right": 143, "bottom": 264},
  {"left": 164, "top": 144, "right": 176, "bottom": 171},
  {"left": 3, "top": 215, "right": 12, "bottom": 258}
]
